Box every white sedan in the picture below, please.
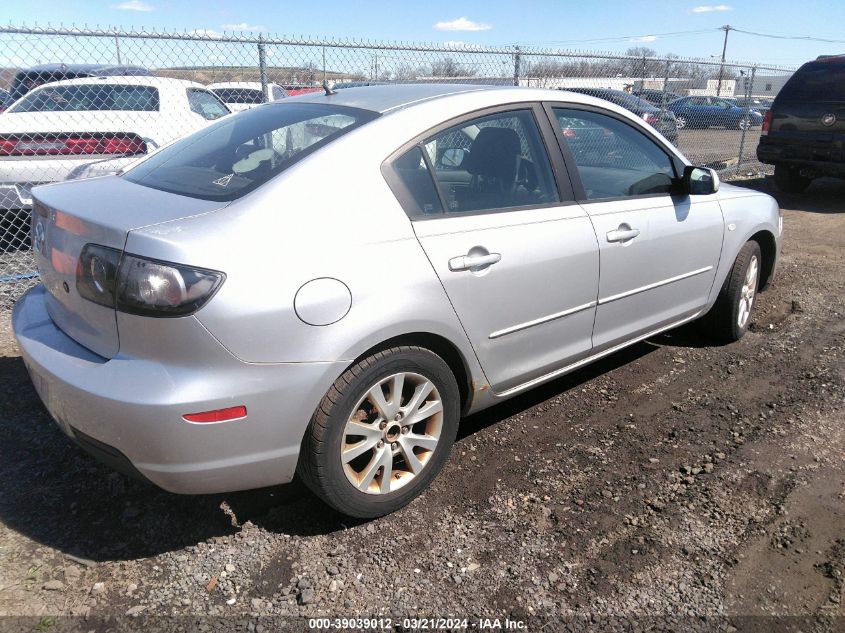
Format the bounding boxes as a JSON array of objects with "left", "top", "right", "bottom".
[
  {"left": 208, "top": 81, "right": 288, "bottom": 112},
  {"left": 0, "top": 76, "right": 231, "bottom": 209}
]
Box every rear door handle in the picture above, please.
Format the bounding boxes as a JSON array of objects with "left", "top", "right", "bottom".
[
  {"left": 606, "top": 225, "right": 640, "bottom": 243},
  {"left": 448, "top": 252, "right": 501, "bottom": 272}
]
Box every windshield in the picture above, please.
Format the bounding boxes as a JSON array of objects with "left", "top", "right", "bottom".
[
  {"left": 10, "top": 84, "right": 160, "bottom": 113},
  {"left": 211, "top": 88, "right": 265, "bottom": 105},
  {"left": 123, "top": 103, "right": 378, "bottom": 201},
  {"left": 779, "top": 61, "right": 845, "bottom": 102}
]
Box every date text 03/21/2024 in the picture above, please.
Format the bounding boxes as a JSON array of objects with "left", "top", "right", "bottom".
[{"left": 308, "top": 618, "right": 527, "bottom": 630}]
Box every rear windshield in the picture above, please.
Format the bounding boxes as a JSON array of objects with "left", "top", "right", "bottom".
[
  {"left": 124, "top": 103, "right": 378, "bottom": 201},
  {"left": 211, "top": 88, "right": 264, "bottom": 105},
  {"left": 10, "top": 84, "right": 159, "bottom": 113},
  {"left": 779, "top": 61, "right": 845, "bottom": 102}
]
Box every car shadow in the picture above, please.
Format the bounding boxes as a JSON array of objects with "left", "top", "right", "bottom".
[
  {"left": 730, "top": 175, "right": 845, "bottom": 214},
  {"left": 0, "top": 326, "right": 714, "bottom": 561}
]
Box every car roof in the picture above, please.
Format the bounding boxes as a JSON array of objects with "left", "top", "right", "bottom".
[
  {"left": 286, "top": 83, "right": 550, "bottom": 113},
  {"left": 23, "top": 76, "right": 207, "bottom": 90}
]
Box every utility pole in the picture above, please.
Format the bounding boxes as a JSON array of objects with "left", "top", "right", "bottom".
[
  {"left": 114, "top": 34, "right": 122, "bottom": 65},
  {"left": 716, "top": 24, "right": 732, "bottom": 96}
]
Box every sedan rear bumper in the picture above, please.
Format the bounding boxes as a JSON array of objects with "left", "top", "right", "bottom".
[{"left": 12, "top": 285, "right": 346, "bottom": 494}]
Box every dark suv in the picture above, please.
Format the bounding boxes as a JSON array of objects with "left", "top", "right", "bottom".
[{"left": 757, "top": 55, "right": 845, "bottom": 192}]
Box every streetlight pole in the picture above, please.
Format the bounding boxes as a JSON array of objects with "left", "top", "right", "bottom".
[{"left": 716, "top": 24, "right": 731, "bottom": 96}]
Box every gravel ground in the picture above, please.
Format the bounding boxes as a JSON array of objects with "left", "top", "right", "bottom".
[{"left": 0, "top": 176, "right": 843, "bottom": 632}]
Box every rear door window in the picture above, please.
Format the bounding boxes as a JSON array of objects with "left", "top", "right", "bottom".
[
  {"left": 124, "top": 103, "right": 378, "bottom": 201},
  {"left": 421, "top": 109, "right": 560, "bottom": 214},
  {"left": 187, "top": 88, "right": 230, "bottom": 120},
  {"left": 212, "top": 88, "right": 265, "bottom": 105},
  {"left": 9, "top": 84, "right": 160, "bottom": 112},
  {"left": 779, "top": 61, "right": 845, "bottom": 102}
]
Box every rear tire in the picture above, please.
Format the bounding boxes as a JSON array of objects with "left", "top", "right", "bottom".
[
  {"left": 298, "top": 346, "right": 460, "bottom": 518},
  {"left": 704, "top": 241, "right": 762, "bottom": 343},
  {"left": 774, "top": 164, "right": 812, "bottom": 193},
  {"left": 675, "top": 115, "right": 687, "bottom": 129}
]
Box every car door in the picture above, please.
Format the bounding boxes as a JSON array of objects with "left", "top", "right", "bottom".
[
  {"left": 546, "top": 104, "right": 724, "bottom": 351},
  {"left": 384, "top": 105, "right": 600, "bottom": 394},
  {"left": 709, "top": 97, "right": 733, "bottom": 126}
]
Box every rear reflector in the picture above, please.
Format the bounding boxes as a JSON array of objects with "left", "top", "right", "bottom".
[
  {"left": 0, "top": 133, "right": 147, "bottom": 156},
  {"left": 182, "top": 406, "right": 247, "bottom": 424}
]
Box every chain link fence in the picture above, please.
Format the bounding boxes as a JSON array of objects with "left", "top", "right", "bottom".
[{"left": 0, "top": 25, "right": 796, "bottom": 305}]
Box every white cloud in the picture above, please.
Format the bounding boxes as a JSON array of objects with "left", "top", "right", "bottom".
[
  {"left": 188, "top": 28, "right": 219, "bottom": 37},
  {"left": 629, "top": 35, "right": 657, "bottom": 42},
  {"left": 691, "top": 4, "right": 732, "bottom": 12},
  {"left": 434, "top": 17, "right": 492, "bottom": 32},
  {"left": 110, "top": 0, "right": 154, "bottom": 11},
  {"left": 221, "top": 22, "right": 265, "bottom": 31}
]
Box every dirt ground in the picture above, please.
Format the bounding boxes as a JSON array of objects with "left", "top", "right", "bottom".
[{"left": 0, "top": 176, "right": 843, "bottom": 632}]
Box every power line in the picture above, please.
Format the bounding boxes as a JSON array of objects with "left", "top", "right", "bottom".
[
  {"left": 515, "top": 28, "right": 717, "bottom": 47},
  {"left": 731, "top": 27, "right": 845, "bottom": 45}
]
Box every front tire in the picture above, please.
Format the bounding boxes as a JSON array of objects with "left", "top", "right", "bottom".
[
  {"left": 705, "top": 241, "right": 762, "bottom": 343},
  {"left": 774, "top": 164, "right": 812, "bottom": 193},
  {"left": 298, "top": 346, "right": 460, "bottom": 518}
]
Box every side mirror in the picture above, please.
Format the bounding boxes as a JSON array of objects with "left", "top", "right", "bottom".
[
  {"left": 680, "top": 165, "right": 720, "bottom": 195},
  {"left": 441, "top": 148, "right": 465, "bottom": 168}
]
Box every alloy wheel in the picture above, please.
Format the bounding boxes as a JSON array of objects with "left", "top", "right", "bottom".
[
  {"left": 676, "top": 116, "right": 687, "bottom": 129},
  {"left": 341, "top": 372, "right": 443, "bottom": 494},
  {"left": 737, "top": 255, "right": 758, "bottom": 329}
]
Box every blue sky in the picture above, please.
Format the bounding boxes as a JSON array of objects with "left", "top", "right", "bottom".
[{"left": 5, "top": 1, "right": 845, "bottom": 66}]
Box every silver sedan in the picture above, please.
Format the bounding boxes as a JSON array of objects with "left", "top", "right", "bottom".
[{"left": 13, "top": 84, "right": 782, "bottom": 517}]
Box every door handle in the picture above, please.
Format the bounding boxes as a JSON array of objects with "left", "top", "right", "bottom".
[
  {"left": 606, "top": 225, "right": 640, "bottom": 243},
  {"left": 448, "top": 252, "right": 502, "bottom": 272}
]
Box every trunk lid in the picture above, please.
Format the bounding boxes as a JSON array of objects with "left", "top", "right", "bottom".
[{"left": 31, "top": 175, "right": 226, "bottom": 358}]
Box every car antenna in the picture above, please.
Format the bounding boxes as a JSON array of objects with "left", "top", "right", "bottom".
[{"left": 322, "top": 80, "right": 337, "bottom": 96}]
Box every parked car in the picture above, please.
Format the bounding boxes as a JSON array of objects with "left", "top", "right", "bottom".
[
  {"left": 208, "top": 81, "right": 288, "bottom": 112},
  {"left": 7, "top": 63, "right": 152, "bottom": 102},
  {"left": 634, "top": 88, "right": 683, "bottom": 107},
  {"left": 667, "top": 95, "right": 764, "bottom": 130},
  {"left": 283, "top": 84, "right": 323, "bottom": 96},
  {"left": 564, "top": 87, "right": 678, "bottom": 144},
  {"left": 757, "top": 55, "right": 845, "bottom": 192},
  {"left": 734, "top": 96, "right": 773, "bottom": 115},
  {"left": 0, "top": 76, "right": 230, "bottom": 210},
  {"left": 13, "top": 84, "right": 781, "bottom": 518}
]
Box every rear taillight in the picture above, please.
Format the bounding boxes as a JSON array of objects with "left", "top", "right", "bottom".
[
  {"left": 76, "top": 244, "right": 225, "bottom": 317},
  {"left": 76, "top": 244, "right": 121, "bottom": 308},
  {"left": 0, "top": 133, "right": 146, "bottom": 156},
  {"left": 642, "top": 112, "right": 659, "bottom": 125},
  {"left": 562, "top": 127, "right": 577, "bottom": 138},
  {"left": 761, "top": 110, "right": 773, "bottom": 136}
]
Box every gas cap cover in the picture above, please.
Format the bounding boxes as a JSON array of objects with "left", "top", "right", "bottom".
[{"left": 294, "top": 278, "right": 352, "bottom": 326}]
